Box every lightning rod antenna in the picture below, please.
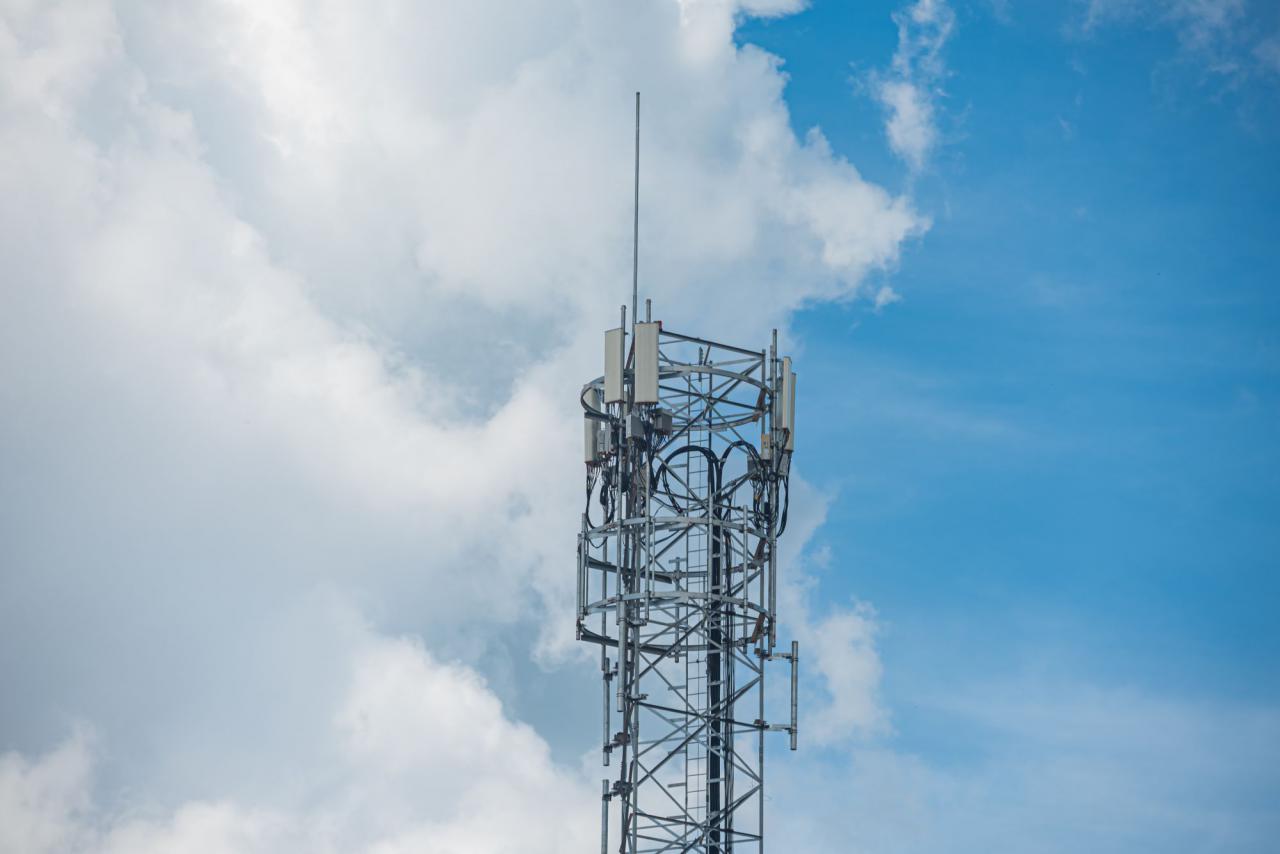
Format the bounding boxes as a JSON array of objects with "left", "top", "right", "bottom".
[{"left": 631, "top": 91, "right": 640, "bottom": 336}]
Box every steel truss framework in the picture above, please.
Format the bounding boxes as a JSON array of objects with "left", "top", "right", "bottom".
[{"left": 578, "top": 321, "right": 798, "bottom": 854}]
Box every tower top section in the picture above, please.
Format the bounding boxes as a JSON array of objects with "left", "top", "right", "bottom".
[{"left": 577, "top": 304, "right": 800, "bottom": 852}]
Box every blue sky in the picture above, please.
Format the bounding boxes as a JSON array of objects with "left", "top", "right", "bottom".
[
  {"left": 742, "top": 1, "right": 1280, "bottom": 844},
  {"left": 743, "top": 0, "right": 1280, "bottom": 703},
  {"left": 1, "top": 1, "right": 1278, "bottom": 852}
]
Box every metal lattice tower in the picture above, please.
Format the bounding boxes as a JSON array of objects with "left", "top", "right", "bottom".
[{"left": 577, "top": 304, "right": 800, "bottom": 853}]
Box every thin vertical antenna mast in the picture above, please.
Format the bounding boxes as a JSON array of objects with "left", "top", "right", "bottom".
[{"left": 631, "top": 91, "right": 640, "bottom": 335}]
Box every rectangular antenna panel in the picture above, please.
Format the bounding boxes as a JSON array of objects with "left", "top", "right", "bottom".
[
  {"left": 583, "top": 419, "right": 598, "bottom": 462},
  {"left": 787, "top": 368, "right": 797, "bottom": 450},
  {"left": 584, "top": 388, "right": 602, "bottom": 462},
  {"left": 604, "top": 328, "right": 624, "bottom": 403},
  {"left": 780, "top": 357, "right": 795, "bottom": 450},
  {"left": 779, "top": 357, "right": 792, "bottom": 430},
  {"left": 634, "top": 322, "right": 660, "bottom": 404}
]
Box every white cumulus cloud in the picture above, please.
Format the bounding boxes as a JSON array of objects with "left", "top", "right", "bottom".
[{"left": 0, "top": 628, "right": 596, "bottom": 854}]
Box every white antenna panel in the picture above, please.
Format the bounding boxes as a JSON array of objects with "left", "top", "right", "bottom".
[{"left": 634, "top": 322, "right": 660, "bottom": 403}]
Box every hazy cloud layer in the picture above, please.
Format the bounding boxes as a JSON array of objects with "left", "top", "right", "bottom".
[
  {"left": 771, "top": 680, "right": 1280, "bottom": 853},
  {"left": 1078, "top": 0, "right": 1279, "bottom": 83}
]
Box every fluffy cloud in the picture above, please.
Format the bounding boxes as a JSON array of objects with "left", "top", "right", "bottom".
[
  {"left": 769, "top": 479, "right": 889, "bottom": 745},
  {"left": 0, "top": 0, "right": 919, "bottom": 846},
  {"left": 0, "top": 729, "right": 94, "bottom": 854},
  {"left": 799, "top": 602, "right": 887, "bottom": 742},
  {"left": 0, "top": 628, "right": 595, "bottom": 854}
]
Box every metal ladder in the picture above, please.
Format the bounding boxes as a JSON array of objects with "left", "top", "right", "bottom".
[{"left": 683, "top": 411, "right": 710, "bottom": 843}]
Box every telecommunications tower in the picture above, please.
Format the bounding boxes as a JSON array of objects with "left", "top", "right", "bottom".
[{"left": 576, "top": 93, "right": 800, "bottom": 854}]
